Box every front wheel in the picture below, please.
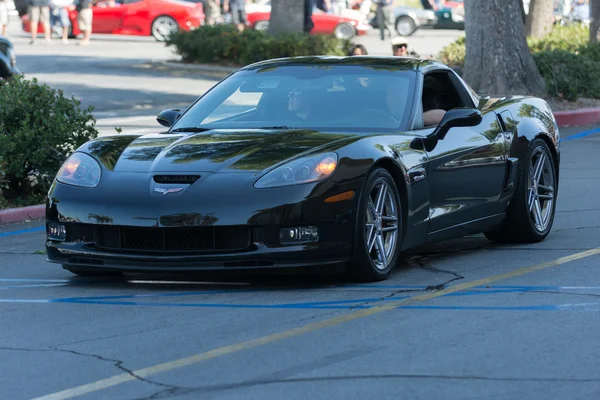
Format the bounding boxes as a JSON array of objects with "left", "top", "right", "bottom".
[
  {"left": 151, "top": 15, "right": 179, "bottom": 41},
  {"left": 485, "top": 138, "right": 558, "bottom": 243},
  {"left": 334, "top": 22, "right": 356, "bottom": 39},
  {"left": 348, "top": 168, "right": 403, "bottom": 282}
]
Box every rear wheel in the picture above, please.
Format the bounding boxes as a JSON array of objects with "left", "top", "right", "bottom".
[
  {"left": 254, "top": 20, "right": 269, "bottom": 31},
  {"left": 63, "top": 265, "right": 124, "bottom": 277},
  {"left": 348, "top": 168, "right": 403, "bottom": 282},
  {"left": 151, "top": 15, "right": 179, "bottom": 41},
  {"left": 396, "top": 16, "right": 417, "bottom": 36},
  {"left": 484, "top": 138, "right": 557, "bottom": 243}
]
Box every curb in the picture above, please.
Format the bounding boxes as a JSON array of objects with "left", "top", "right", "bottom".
[
  {"left": 0, "top": 204, "right": 45, "bottom": 225},
  {"left": 1, "top": 107, "right": 600, "bottom": 226},
  {"left": 554, "top": 108, "right": 600, "bottom": 128}
]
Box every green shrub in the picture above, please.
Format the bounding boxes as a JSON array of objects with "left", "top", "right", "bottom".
[
  {"left": 438, "top": 34, "right": 466, "bottom": 68},
  {"left": 166, "top": 25, "right": 352, "bottom": 66},
  {"left": 527, "top": 24, "right": 589, "bottom": 52},
  {"left": 0, "top": 76, "right": 98, "bottom": 203},
  {"left": 436, "top": 25, "right": 600, "bottom": 100},
  {"left": 534, "top": 50, "right": 600, "bottom": 101}
]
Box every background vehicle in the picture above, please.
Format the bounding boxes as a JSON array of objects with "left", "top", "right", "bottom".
[
  {"left": 45, "top": 57, "right": 560, "bottom": 282},
  {"left": 0, "top": 36, "right": 19, "bottom": 80},
  {"left": 369, "top": 5, "right": 437, "bottom": 36},
  {"left": 246, "top": 3, "right": 370, "bottom": 39},
  {"left": 21, "top": 0, "right": 205, "bottom": 41}
]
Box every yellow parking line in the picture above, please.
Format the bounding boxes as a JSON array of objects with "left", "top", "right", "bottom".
[{"left": 34, "top": 248, "right": 600, "bottom": 400}]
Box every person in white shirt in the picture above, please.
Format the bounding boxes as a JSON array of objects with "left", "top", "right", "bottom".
[
  {"left": 331, "top": 0, "right": 346, "bottom": 16},
  {"left": 50, "top": 0, "right": 73, "bottom": 43}
]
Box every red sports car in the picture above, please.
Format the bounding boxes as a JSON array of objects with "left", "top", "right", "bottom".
[
  {"left": 22, "top": 0, "right": 205, "bottom": 41},
  {"left": 246, "top": 2, "right": 370, "bottom": 39}
]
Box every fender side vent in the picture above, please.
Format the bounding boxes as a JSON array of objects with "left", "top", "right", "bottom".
[{"left": 153, "top": 175, "right": 201, "bottom": 184}]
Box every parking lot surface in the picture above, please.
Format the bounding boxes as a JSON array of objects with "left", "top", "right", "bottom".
[{"left": 1, "top": 125, "right": 600, "bottom": 400}]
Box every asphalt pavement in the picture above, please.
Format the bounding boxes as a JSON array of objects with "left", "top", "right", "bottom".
[
  {"left": 1, "top": 125, "right": 600, "bottom": 400},
  {"left": 3, "top": 16, "right": 600, "bottom": 400}
]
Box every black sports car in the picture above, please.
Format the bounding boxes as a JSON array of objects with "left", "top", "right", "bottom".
[{"left": 46, "top": 57, "right": 560, "bottom": 282}]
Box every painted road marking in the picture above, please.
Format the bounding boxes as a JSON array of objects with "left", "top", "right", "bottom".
[
  {"left": 562, "top": 126, "right": 600, "bottom": 141},
  {"left": 32, "top": 247, "right": 600, "bottom": 400},
  {"left": 0, "top": 226, "right": 45, "bottom": 237}
]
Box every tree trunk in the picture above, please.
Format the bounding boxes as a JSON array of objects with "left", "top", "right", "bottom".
[
  {"left": 463, "top": 0, "right": 546, "bottom": 97},
  {"left": 591, "top": 0, "right": 600, "bottom": 42},
  {"left": 269, "top": 0, "right": 306, "bottom": 35},
  {"left": 525, "top": 0, "right": 554, "bottom": 37}
]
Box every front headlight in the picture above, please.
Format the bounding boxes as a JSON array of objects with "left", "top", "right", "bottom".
[
  {"left": 56, "top": 153, "right": 102, "bottom": 188},
  {"left": 254, "top": 152, "right": 338, "bottom": 189}
]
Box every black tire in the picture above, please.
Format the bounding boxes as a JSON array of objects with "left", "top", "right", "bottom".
[
  {"left": 395, "top": 16, "right": 417, "bottom": 36},
  {"left": 484, "top": 138, "right": 558, "bottom": 243},
  {"left": 63, "top": 265, "right": 124, "bottom": 277},
  {"left": 347, "top": 168, "right": 403, "bottom": 282}
]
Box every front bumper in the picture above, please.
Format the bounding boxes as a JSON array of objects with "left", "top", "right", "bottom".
[{"left": 46, "top": 173, "right": 361, "bottom": 272}]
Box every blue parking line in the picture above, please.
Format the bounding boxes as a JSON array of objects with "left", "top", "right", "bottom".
[
  {"left": 562, "top": 127, "right": 600, "bottom": 141},
  {"left": 0, "top": 226, "right": 45, "bottom": 237}
]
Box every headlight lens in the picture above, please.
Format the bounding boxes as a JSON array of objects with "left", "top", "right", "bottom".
[
  {"left": 56, "top": 153, "right": 102, "bottom": 188},
  {"left": 254, "top": 152, "right": 338, "bottom": 189}
]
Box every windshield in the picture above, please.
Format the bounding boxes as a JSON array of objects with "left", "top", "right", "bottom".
[{"left": 171, "top": 64, "right": 418, "bottom": 133}]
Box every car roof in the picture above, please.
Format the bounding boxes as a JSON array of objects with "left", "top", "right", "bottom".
[{"left": 239, "top": 56, "right": 450, "bottom": 73}]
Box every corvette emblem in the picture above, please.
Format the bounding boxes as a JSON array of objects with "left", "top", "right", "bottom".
[{"left": 154, "top": 187, "right": 184, "bottom": 195}]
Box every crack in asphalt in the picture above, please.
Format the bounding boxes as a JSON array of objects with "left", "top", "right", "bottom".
[
  {"left": 346, "top": 257, "right": 464, "bottom": 310},
  {"left": 0, "top": 346, "right": 177, "bottom": 391},
  {"left": 131, "top": 373, "right": 600, "bottom": 399},
  {"left": 50, "top": 326, "right": 170, "bottom": 348}
]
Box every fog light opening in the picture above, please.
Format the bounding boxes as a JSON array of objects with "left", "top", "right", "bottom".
[
  {"left": 47, "top": 222, "right": 66, "bottom": 241},
  {"left": 280, "top": 226, "right": 319, "bottom": 244}
]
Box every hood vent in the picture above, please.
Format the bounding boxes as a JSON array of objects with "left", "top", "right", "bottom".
[{"left": 153, "top": 175, "right": 201, "bottom": 184}]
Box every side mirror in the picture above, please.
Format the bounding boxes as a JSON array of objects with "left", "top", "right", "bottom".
[
  {"left": 430, "top": 108, "right": 482, "bottom": 141},
  {"left": 157, "top": 108, "right": 181, "bottom": 128}
]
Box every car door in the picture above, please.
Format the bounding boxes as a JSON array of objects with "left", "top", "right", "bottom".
[
  {"left": 91, "top": 1, "right": 126, "bottom": 33},
  {"left": 417, "top": 70, "right": 508, "bottom": 236},
  {"left": 119, "top": 0, "right": 150, "bottom": 35}
]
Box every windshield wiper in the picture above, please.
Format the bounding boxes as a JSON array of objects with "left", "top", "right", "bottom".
[{"left": 170, "top": 127, "right": 211, "bottom": 133}]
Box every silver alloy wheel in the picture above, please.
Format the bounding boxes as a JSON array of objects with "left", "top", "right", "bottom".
[
  {"left": 255, "top": 20, "right": 269, "bottom": 31},
  {"left": 365, "top": 180, "right": 399, "bottom": 270},
  {"left": 396, "top": 17, "right": 416, "bottom": 36},
  {"left": 152, "top": 16, "right": 178, "bottom": 41},
  {"left": 527, "top": 146, "right": 555, "bottom": 232},
  {"left": 334, "top": 23, "right": 355, "bottom": 39}
]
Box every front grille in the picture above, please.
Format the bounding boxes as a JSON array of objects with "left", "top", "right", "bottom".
[
  {"left": 153, "top": 175, "right": 201, "bottom": 184},
  {"left": 65, "top": 224, "right": 251, "bottom": 253}
]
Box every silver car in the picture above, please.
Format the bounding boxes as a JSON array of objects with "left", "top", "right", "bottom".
[{"left": 393, "top": 6, "right": 437, "bottom": 36}]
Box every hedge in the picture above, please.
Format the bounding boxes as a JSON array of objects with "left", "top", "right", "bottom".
[
  {"left": 0, "top": 76, "right": 98, "bottom": 208},
  {"left": 438, "top": 25, "right": 600, "bottom": 101},
  {"left": 166, "top": 25, "right": 353, "bottom": 67}
]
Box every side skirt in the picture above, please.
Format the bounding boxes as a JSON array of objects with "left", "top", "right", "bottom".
[{"left": 425, "top": 213, "right": 506, "bottom": 245}]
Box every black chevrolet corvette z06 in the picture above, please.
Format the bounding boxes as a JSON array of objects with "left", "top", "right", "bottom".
[{"left": 45, "top": 56, "right": 560, "bottom": 282}]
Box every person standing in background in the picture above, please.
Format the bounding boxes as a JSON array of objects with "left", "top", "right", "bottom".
[
  {"left": 203, "top": 0, "right": 221, "bottom": 25},
  {"left": 223, "top": 0, "right": 247, "bottom": 31},
  {"left": 76, "top": 0, "right": 92, "bottom": 45},
  {"left": 50, "top": 0, "right": 72, "bottom": 44},
  {"left": 331, "top": 0, "right": 346, "bottom": 16},
  {"left": 0, "top": 0, "right": 8, "bottom": 37},
  {"left": 28, "top": 0, "right": 52, "bottom": 44},
  {"left": 373, "top": 0, "right": 392, "bottom": 41}
]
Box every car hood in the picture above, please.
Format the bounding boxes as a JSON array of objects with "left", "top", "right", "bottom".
[{"left": 83, "top": 129, "right": 372, "bottom": 173}]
